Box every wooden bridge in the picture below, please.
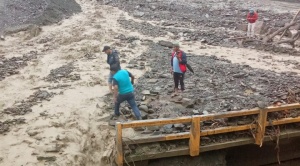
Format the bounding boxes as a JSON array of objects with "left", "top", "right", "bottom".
[{"left": 114, "top": 103, "right": 300, "bottom": 166}]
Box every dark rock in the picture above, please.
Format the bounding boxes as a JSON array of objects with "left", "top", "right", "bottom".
[
  {"left": 158, "top": 40, "right": 173, "bottom": 48},
  {"left": 37, "top": 156, "right": 56, "bottom": 161},
  {"left": 133, "top": 11, "right": 145, "bottom": 17},
  {"left": 140, "top": 111, "right": 148, "bottom": 119},
  {"left": 174, "top": 123, "right": 185, "bottom": 129},
  {"left": 139, "top": 105, "right": 149, "bottom": 112},
  {"left": 181, "top": 98, "right": 195, "bottom": 108}
]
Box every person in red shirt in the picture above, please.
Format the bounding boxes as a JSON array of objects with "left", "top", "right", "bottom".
[{"left": 247, "top": 9, "right": 258, "bottom": 37}]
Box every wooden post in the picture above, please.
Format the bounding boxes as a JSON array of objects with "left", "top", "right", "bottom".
[
  {"left": 255, "top": 110, "right": 268, "bottom": 147},
  {"left": 116, "top": 122, "right": 123, "bottom": 166},
  {"left": 189, "top": 115, "right": 201, "bottom": 156}
]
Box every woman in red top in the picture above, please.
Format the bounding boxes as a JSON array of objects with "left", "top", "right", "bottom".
[{"left": 247, "top": 9, "right": 258, "bottom": 37}]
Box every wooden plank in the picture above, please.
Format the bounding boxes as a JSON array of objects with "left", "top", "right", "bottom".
[
  {"left": 255, "top": 110, "right": 268, "bottom": 147},
  {"left": 266, "top": 103, "right": 300, "bottom": 113},
  {"left": 115, "top": 122, "right": 123, "bottom": 166},
  {"left": 200, "top": 108, "right": 259, "bottom": 121},
  {"left": 122, "top": 117, "right": 192, "bottom": 128},
  {"left": 269, "top": 116, "right": 300, "bottom": 126},
  {"left": 189, "top": 116, "right": 201, "bottom": 156},
  {"left": 201, "top": 103, "right": 300, "bottom": 121},
  {"left": 123, "top": 132, "right": 190, "bottom": 145},
  {"left": 125, "top": 129, "right": 300, "bottom": 162},
  {"left": 201, "top": 124, "right": 257, "bottom": 136}
]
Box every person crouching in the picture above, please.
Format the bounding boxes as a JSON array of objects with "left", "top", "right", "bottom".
[{"left": 110, "top": 64, "right": 142, "bottom": 120}]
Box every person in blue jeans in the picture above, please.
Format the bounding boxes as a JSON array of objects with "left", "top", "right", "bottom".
[{"left": 110, "top": 64, "right": 142, "bottom": 120}]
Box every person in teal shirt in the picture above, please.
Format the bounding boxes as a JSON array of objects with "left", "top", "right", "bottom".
[{"left": 110, "top": 64, "right": 142, "bottom": 120}]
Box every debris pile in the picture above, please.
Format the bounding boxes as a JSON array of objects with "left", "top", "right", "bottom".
[
  {"left": 0, "top": 51, "right": 37, "bottom": 81},
  {"left": 45, "top": 63, "right": 80, "bottom": 82}
]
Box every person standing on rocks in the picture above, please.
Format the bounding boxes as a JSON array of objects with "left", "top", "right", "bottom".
[
  {"left": 110, "top": 64, "right": 142, "bottom": 120},
  {"left": 102, "top": 46, "right": 121, "bottom": 93},
  {"left": 171, "top": 42, "right": 187, "bottom": 96},
  {"left": 247, "top": 8, "right": 258, "bottom": 37}
]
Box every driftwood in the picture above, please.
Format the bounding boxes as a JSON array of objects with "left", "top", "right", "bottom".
[
  {"left": 279, "top": 10, "right": 300, "bottom": 40},
  {"left": 276, "top": 31, "right": 300, "bottom": 48},
  {"left": 263, "top": 21, "right": 300, "bottom": 43}
]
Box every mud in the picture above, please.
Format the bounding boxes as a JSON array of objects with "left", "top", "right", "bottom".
[{"left": 0, "top": 0, "right": 81, "bottom": 34}]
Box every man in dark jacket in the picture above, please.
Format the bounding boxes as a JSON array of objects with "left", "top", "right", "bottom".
[
  {"left": 170, "top": 42, "right": 187, "bottom": 96},
  {"left": 102, "top": 46, "right": 121, "bottom": 93}
]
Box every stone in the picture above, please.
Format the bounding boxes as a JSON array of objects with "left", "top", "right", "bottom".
[
  {"left": 181, "top": 98, "right": 195, "bottom": 108},
  {"left": 0, "top": 35, "right": 4, "bottom": 41},
  {"left": 257, "top": 101, "right": 268, "bottom": 109},
  {"left": 152, "top": 131, "right": 162, "bottom": 135},
  {"left": 203, "top": 111, "right": 209, "bottom": 115},
  {"left": 140, "top": 111, "right": 148, "bottom": 119},
  {"left": 141, "top": 129, "right": 153, "bottom": 134},
  {"left": 26, "top": 129, "right": 39, "bottom": 137},
  {"left": 148, "top": 79, "right": 158, "bottom": 84},
  {"left": 174, "top": 124, "right": 185, "bottom": 129},
  {"left": 159, "top": 74, "right": 168, "bottom": 78},
  {"left": 133, "top": 11, "right": 145, "bottom": 17},
  {"left": 45, "top": 144, "right": 61, "bottom": 153},
  {"left": 192, "top": 110, "right": 200, "bottom": 115},
  {"left": 139, "top": 105, "right": 149, "bottom": 112},
  {"left": 142, "top": 90, "right": 151, "bottom": 95},
  {"left": 148, "top": 126, "right": 160, "bottom": 131},
  {"left": 147, "top": 109, "right": 155, "bottom": 114},
  {"left": 37, "top": 156, "right": 56, "bottom": 161},
  {"left": 158, "top": 40, "right": 173, "bottom": 48},
  {"left": 108, "top": 120, "right": 116, "bottom": 126}
]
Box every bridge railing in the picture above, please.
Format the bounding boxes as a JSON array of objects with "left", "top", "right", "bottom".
[{"left": 115, "top": 103, "right": 300, "bottom": 166}]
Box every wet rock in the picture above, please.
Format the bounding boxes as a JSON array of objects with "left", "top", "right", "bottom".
[
  {"left": 45, "top": 144, "right": 61, "bottom": 153},
  {"left": 133, "top": 11, "right": 145, "bottom": 17},
  {"left": 174, "top": 123, "right": 185, "bottom": 129},
  {"left": 26, "top": 129, "right": 39, "bottom": 137},
  {"left": 140, "top": 111, "right": 148, "bottom": 119},
  {"left": 181, "top": 98, "right": 195, "bottom": 108},
  {"left": 37, "top": 156, "right": 56, "bottom": 161},
  {"left": 203, "top": 111, "right": 209, "bottom": 115},
  {"left": 158, "top": 74, "right": 169, "bottom": 78},
  {"left": 139, "top": 105, "right": 149, "bottom": 112},
  {"left": 158, "top": 40, "right": 173, "bottom": 48},
  {"left": 257, "top": 101, "right": 268, "bottom": 109},
  {"left": 36, "top": 90, "right": 50, "bottom": 99},
  {"left": 152, "top": 131, "right": 163, "bottom": 135},
  {"left": 141, "top": 129, "right": 153, "bottom": 134},
  {"left": 148, "top": 79, "right": 158, "bottom": 84},
  {"left": 192, "top": 110, "right": 200, "bottom": 115},
  {"left": 148, "top": 126, "right": 160, "bottom": 131},
  {"left": 163, "top": 124, "right": 173, "bottom": 134}
]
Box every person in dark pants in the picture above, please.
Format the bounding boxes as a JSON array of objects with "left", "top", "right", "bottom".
[
  {"left": 102, "top": 46, "right": 121, "bottom": 93},
  {"left": 170, "top": 42, "right": 187, "bottom": 96},
  {"left": 110, "top": 64, "right": 142, "bottom": 120}
]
